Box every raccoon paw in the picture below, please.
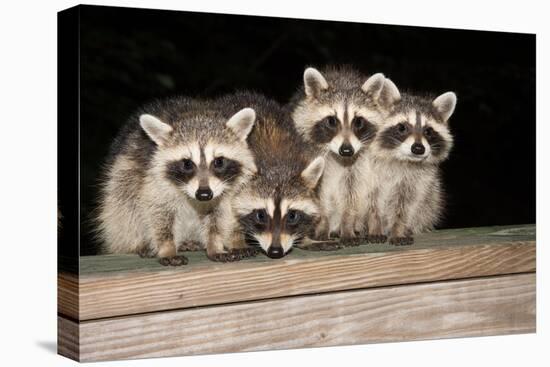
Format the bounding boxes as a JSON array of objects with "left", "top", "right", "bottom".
[
  {"left": 389, "top": 236, "right": 414, "bottom": 246},
  {"left": 207, "top": 249, "right": 254, "bottom": 263},
  {"left": 159, "top": 255, "right": 189, "bottom": 266},
  {"left": 137, "top": 246, "right": 158, "bottom": 258},
  {"left": 235, "top": 247, "right": 259, "bottom": 258},
  {"left": 179, "top": 241, "right": 203, "bottom": 252},
  {"left": 366, "top": 234, "right": 387, "bottom": 244},
  {"left": 300, "top": 241, "right": 343, "bottom": 251}
]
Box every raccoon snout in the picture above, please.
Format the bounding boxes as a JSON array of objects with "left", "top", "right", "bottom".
[
  {"left": 266, "top": 245, "right": 284, "bottom": 259},
  {"left": 339, "top": 143, "right": 354, "bottom": 157},
  {"left": 195, "top": 187, "right": 214, "bottom": 201},
  {"left": 411, "top": 143, "right": 426, "bottom": 156}
]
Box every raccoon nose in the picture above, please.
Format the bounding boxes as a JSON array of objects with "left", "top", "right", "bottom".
[
  {"left": 339, "top": 143, "right": 354, "bottom": 157},
  {"left": 195, "top": 187, "right": 213, "bottom": 201},
  {"left": 411, "top": 143, "right": 426, "bottom": 155},
  {"left": 267, "top": 246, "right": 284, "bottom": 259}
]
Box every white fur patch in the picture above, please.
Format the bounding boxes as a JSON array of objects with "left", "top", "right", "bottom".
[
  {"left": 281, "top": 198, "right": 319, "bottom": 217},
  {"left": 183, "top": 177, "right": 200, "bottom": 199},
  {"left": 328, "top": 134, "right": 344, "bottom": 155},
  {"left": 348, "top": 134, "right": 362, "bottom": 154},
  {"left": 254, "top": 232, "right": 272, "bottom": 253},
  {"left": 207, "top": 142, "right": 257, "bottom": 175},
  {"left": 266, "top": 198, "right": 275, "bottom": 218},
  {"left": 280, "top": 233, "right": 296, "bottom": 254},
  {"left": 209, "top": 176, "right": 226, "bottom": 198},
  {"left": 233, "top": 196, "right": 272, "bottom": 217}
]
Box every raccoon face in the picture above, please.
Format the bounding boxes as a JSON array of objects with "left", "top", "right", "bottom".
[
  {"left": 292, "top": 68, "right": 398, "bottom": 160},
  {"left": 374, "top": 82, "right": 456, "bottom": 164},
  {"left": 140, "top": 108, "right": 257, "bottom": 203},
  {"left": 234, "top": 157, "right": 325, "bottom": 258}
]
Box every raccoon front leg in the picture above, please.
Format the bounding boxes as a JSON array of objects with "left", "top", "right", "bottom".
[
  {"left": 313, "top": 215, "right": 331, "bottom": 240},
  {"left": 366, "top": 210, "right": 387, "bottom": 244},
  {"left": 206, "top": 217, "right": 257, "bottom": 262},
  {"left": 338, "top": 214, "right": 362, "bottom": 246},
  {"left": 388, "top": 223, "right": 414, "bottom": 246},
  {"left": 386, "top": 203, "right": 414, "bottom": 246},
  {"left": 206, "top": 232, "right": 257, "bottom": 262},
  {"left": 153, "top": 213, "right": 189, "bottom": 266}
]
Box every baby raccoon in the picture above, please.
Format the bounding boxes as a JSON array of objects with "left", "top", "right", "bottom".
[
  {"left": 368, "top": 78, "right": 457, "bottom": 245},
  {"left": 289, "top": 66, "right": 393, "bottom": 245},
  {"left": 223, "top": 92, "right": 326, "bottom": 258},
  {"left": 96, "top": 97, "right": 258, "bottom": 265}
]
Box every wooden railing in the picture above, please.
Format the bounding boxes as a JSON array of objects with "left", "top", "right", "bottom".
[{"left": 58, "top": 224, "right": 536, "bottom": 362}]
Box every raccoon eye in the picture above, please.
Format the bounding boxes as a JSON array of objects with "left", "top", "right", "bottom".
[
  {"left": 397, "top": 123, "right": 408, "bottom": 134},
  {"left": 352, "top": 117, "right": 366, "bottom": 129},
  {"left": 181, "top": 159, "right": 195, "bottom": 172},
  {"left": 213, "top": 157, "right": 225, "bottom": 169},
  {"left": 325, "top": 116, "right": 338, "bottom": 128},
  {"left": 286, "top": 210, "right": 301, "bottom": 225},
  {"left": 424, "top": 127, "right": 434, "bottom": 137},
  {"left": 254, "top": 209, "right": 268, "bottom": 224}
]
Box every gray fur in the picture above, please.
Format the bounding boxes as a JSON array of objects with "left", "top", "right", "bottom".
[
  {"left": 225, "top": 92, "right": 325, "bottom": 256},
  {"left": 289, "top": 66, "right": 388, "bottom": 242},
  {"left": 95, "top": 96, "right": 257, "bottom": 262},
  {"left": 368, "top": 82, "right": 456, "bottom": 242}
]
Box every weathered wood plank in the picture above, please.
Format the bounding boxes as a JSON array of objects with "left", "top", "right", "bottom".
[
  {"left": 60, "top": 224, "right": 535, "bottom": 320},
  {"left": 58, "top": 272, "right": 78, "bottom": 320},
  {"left": 79, "top": 224, "right": 536, "bottom": 275},
  {"left": 58, "top": 315, "right": 79, "bottom": 361},
  {"left": 64, "top": 273, "right": 535, "bottom": 362}
]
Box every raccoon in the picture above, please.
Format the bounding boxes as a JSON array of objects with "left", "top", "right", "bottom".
[
  {"left": 289, "top": 66, "right": 394, "bottom": 245},
  {"left": 222, "top": 92, "right": 326, "bottom": 258},
  {"left": 95, "top": 97, "right": 258, "bottom": 265},
  {"left": 367, "top": 78, "right": 456, "bottom": 245}
]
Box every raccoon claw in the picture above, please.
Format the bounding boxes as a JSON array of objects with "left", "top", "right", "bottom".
[
  {"left": 159, "top": 255, "right": 189, "bottom": 266},
  {"left": 301, "top": 241, "right": 344, "bottom": 251},
  {"left": 389, "top": 236, "right": 414, "bottom": 246},
  {"left": 207, "top": 248, "right": 257, "bottom": 262},
  {"left": 366, "top": 234, "right": 387, "bottom": 244},
  {"left": 230, "top": 247, "right": 259, "bottom": 259}
]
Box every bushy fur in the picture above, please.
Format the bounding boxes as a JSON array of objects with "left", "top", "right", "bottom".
[
  {"left": 224, "top": 92, "right": 325, "bottom": 258},
  {"left": 95, "top": 96, "right": 258, "bottom": 265},
  {"left": 289, "top": 66, "right": 391, "bottom": 244},
  {"left": 367, "top": 81, "right": 456, "bottom": 244}
]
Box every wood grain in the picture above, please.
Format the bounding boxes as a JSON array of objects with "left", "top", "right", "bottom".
[
  {"left": 63, "top": 234, "right": 535, "bottom": 320},
  {"left": 58, "top": 315, "right": 79, "bottom": 361},
  {"left": 59, "top": 274, "right": 535, "bottom": 362},
  {"left": 57, "top": 272, "right": 78, "bottom": 320}
]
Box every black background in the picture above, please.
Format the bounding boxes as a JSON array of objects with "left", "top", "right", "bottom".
[{"left": 78, "top": 5, "right": 535, "bottom": 255}]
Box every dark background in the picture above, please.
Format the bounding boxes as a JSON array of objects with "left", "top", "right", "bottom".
[{"left": 78, "top": 5, "right": 535, "bottom": 256}]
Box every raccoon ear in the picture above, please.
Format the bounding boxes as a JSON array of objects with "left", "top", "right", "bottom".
[
  {"left": 378, "top": 78, "right": 401, "bottom": 108},
  {"left": 432, "top": 92, "right": 457, "bottom": 122},
  {"left": 361, "top": 73, "right": 385, "bottom": 99},
  {"left": 301, "top": 156, "right": 325, "bottom": 189},
  {"left": 139, "top": 114, "right": 173, "bottom": 146},
  {"left": 226, "top": 108, "right": 256, "bottom": 141},
  {"left": 304, "top": 68, "right": 329, "bottom": 98}
]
